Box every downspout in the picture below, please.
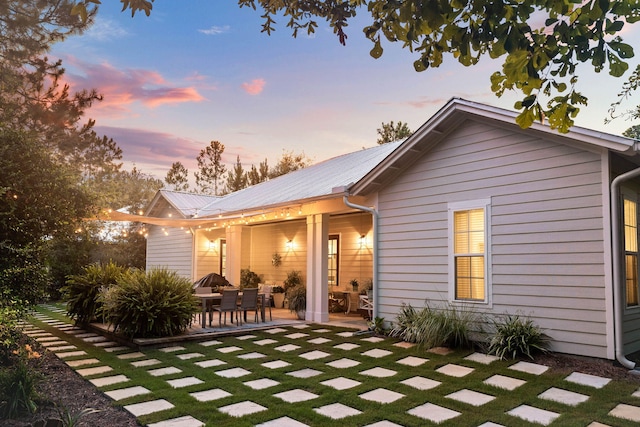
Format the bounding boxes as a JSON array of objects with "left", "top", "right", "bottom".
[
  {"left": 343, "top": 193, "right": 378, "bottom": 320},
  {"left": 611, "top": 166, "right": 640, "bottom": 370}
]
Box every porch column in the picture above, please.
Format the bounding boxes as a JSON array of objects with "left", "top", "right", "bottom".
[
  {"left": 306, "top": 214, "right": 329, "bottom": 322},
  {"left": 225, "top": 225, "right": 244, "bottom": 286}
]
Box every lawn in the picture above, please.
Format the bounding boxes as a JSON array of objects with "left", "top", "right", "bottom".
[{"left": 23, "top": 303, "right": 640, "bottom": 426}]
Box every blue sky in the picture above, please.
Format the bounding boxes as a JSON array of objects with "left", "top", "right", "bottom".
[{"left": 53, "top": 1, "right": 640, "bottom": 183}]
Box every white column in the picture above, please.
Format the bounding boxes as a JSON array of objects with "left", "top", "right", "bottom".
[{"left": 306, "top": 214, "right": 329, "bottom": 322}]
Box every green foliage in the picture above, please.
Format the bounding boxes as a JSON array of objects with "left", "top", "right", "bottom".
[
  {"left": 56, "top": 405, "right": 101, "bottom": 427},
  {"left": 62, "top": 262, "right": 129, "bottom": 325},
  {"left": 240, "top": 268, "right": 262, "bottom": 289},
  {"left": 368, "top": 316, "right": 387, "bottom": 335},
  {"left": 0, "top": 344, "right": 42, "bottom": 420},
  {"left": 488, "top": 314, "right": 551, "bottom": 360},
  {"left": 165, "top": 161, "right": 190, "bottom": 192},
  {"left": 99, "top": 268, "right": 199, "bottom": 338},
  {"left": 195, "top": 140, "right": 227, "bottom": 195},
  {"left": 271, "top": 285, "right": 284, "bottom": 293},
  {"left": 286, "top": 284, "right": 307, "bottom": 314},
  {"left": 283, "top": 270, "right": 304, "bottom": 292},
  {"left": 389, "top": 302, "right": 481, "bottom": 349},
  {"left": 376, "top": 121, "right": 412, "bottom": 144}
]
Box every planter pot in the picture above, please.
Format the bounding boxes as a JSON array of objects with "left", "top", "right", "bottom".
[
  {"left": 296, "top": 310, "right": 305, "bottom": 320},
  {"left": 273, "top": 293, "right": 285, "bottom": 308}
]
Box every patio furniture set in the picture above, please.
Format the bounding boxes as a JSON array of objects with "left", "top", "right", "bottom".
[{"left": 194, "top": 286, "right": 271, "bottom": 328}]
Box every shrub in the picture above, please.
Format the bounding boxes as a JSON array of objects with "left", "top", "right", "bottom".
[
  {"left": 62, "top": 261, "right": 128, "bottom": 325},
  {"left": 286, "top": 284, "right": 306, "bottom": 314},
  {"left": 240, "top": 268, "right": 262, "bottom": 289},
  {"left": 99, "top": 268, "right": 199, "bottom": 338},
  {"left": 0, "top": 344, "right": 42, "bottom": 419},
  {"left": 488, "top": 314, "right": 550, "bottom": 360},
  {"left": 283, "top": 270, "right": 304, "bottom": 292}
]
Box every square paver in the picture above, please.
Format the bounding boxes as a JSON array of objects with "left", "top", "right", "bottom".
[
  {"left": 308, "top": 337, "right": 331, "bottom": 345},
  {"left": 336, "top": 331, "right": 355, "bottom": 338},
  {"left": 265, "top": 328, "right": 288, "bottom": 334},
  {"left": 190, "top": 388, "right": 232, "bottom": 402},
  {"left": 125, "top": 399, "right": 174, "bottom": 417},
  {"left": 262, "top": 360, "right": 291, "bottom": 369},
  {"left": 275, "top": 344, "right": 300, "bottom": 352},
  {"left": 159, "top": 346, "right": 186, "bottom": 353},
  {"left": 407, "top": 403, "right": 460, "bottom": 423},
  {"left": 56, "top": 351, "right": 87, "bottom": 358},
  {"left": 361, "top": 336, "right": 385, "bottom": 343},
  {"left": 312, "top": 328, "right": 330, "bottom": 333},
  {"left": 396, "top": 356, "right": 428, "bottom": 367},
  {"left": 484, "top": 374, "right": 526, "bottom": 391},
  {"left": 299, "top": 350, "right": 330, "bottom": 360},
  {"left": 93, "top": 341, "right": 118, "bottom": 347},
  {"left": 105, "top": 386, "right": 151, "bottom": 401},
  {"left": 244, "top": 378, "right": 280, "bottom": 390},
  {"left": 218, "top": 346, "right": 242, "bottom": 353},
  {"left": 321, "top": 377, "right": 361, "bottom": 390},
  {"left": 131, "top": 358, "right": 162, "bottom": 367},
  {"left": 327, "top": 358, "right": 360, "bottom": 369},
  {"left": 167, "top": 376, "right": 204, "bottom": 388},
  {"left": 147, "top": 415, "right": 205, "bottom": 427},
  {"left": 362, "top": 349, "right": 392, "bottom": 358},
  {"left": 256, "top": 416, "right": 310, "bottom": 427},
  {"left": 48, "top": 345, "right": 77, "bottom": 352},
  {"left": 66, "top": 358, "right": 100, "bottom": 368},
  {"left": 254, "top": 339, "right": 278, "bottom": 346},
  {"left": 334, "top": 343, "right": 359, "bottom": 351},
  {"left": 199, "top": 339, "right": 222, "bottom": 347},
  {"left": 509, "top": 361, "right": 549, "bottom": 375},
  {"left": 89, "top": 375, "right": 129, "bottom": 387},
  {"left": 215, "top": 367, "right": 251, "bottom": 378},
  {"left": 195, "top": 359, "right": 226, "bottom": 368},
  {"left": 538, "top": 387, "right": 590, "bottom": 406},
  {"left": 285, "top": 333, "right": 309, "bottom": 339},
  {"left": 287, "top": 368, "right": 322, "bottom": 378},
  {"left": 238, "top": 352, "right": 266, "bottom": 360},
  {"left": 436, "top": 364, "right": 474, "bottom": 377},
  {"left": 400, "top": 376, "right": 441, "bottom": 391},
  {"left": 393, "top": 341, "right": 415, "bottom": 349},
  {"left": 609, "top": 403, "right": 640, "bottom": 422},
  {"left": 117, "top": 352, "right": 146, "bottom": 360},
  {"left": 83, "top": 336, "right": 108, "bottom": 343},
  {"left": 565, "top": 372, "right": 611, "bottom": 389},
  {"left": 446, "top": 389, "right": 495, "bottom": 406},
  {"left": 359, "top": 388, "right": 405, "bottom": 404},
  {"left": 41, "top": 342, "right": 70, "bottom": 348},
  {"left": 508, "top": 405, "right": 560, "bottom": 425},
  {"left": 236, "top": 334, "right": 256, "bottom": 340},
  {"left": 314, "top": 403, "right": 362, "bottom": 419},
  {"left": 360, "top": 367, "right": 397, "bottom": 378},
  {"left": 465, "top": 352, "right": 500, "bottom": 364},
  {"left": 218, "top": 401, "right": 267, "bottom": 417},
  {"left": 76, "top": 366, "right": 113, "bottom": 377},
  {"left": 148, "top": 367, "right": 182, "bottom": 377},
  {"left": 177, "top": 352, "right": 204, "bottom": 360}
]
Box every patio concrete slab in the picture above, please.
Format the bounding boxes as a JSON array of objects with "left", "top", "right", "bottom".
[
  {"left": 159, "top": 346, "right": 186, "bottom": 353},
  {"left": 321, "top": 377, "right": 361, "bottom": 390},
  {"left": 538, "top": 387, "right": 590, "bottom": 406},
  {"left": 326, "top": 358, "right": 360, "bottom": 369},
  {"left": 131, "top": 358, "right": 162, "bottom": 367},
  {"left": 436, "top": 364, "right": 475, "bottom": 377},
  {"left": 362, "top": 349, "right": 393, "bottom": 358},
  {"left": 285, "top": 333, "right": 309, "bottom": 339},
  {"left": 167, "top": 376, "right": 204, "bottom": 388},
  {"left": 256, "top": 416, "right": 310, "bottom": 427},
  {"left": 148, "top": 367, "right": 183, "bottom": 377},
  {"left": 334, "top": 343, "right": 359, "bottom": 351},
  {"left": 508, "top": 405, "right": 560, "bottom": 425},
  {"left": 89, "top": 375, "right": 129, "bottom": 387},
  {"left": 76, "top": 366, "right": 113, "bottom": 377},
  {"left": 244, "top": 378, "right": 280, "bottom": 390},
  {"left": 66, "top": 358, "right": 100, "bottom": 368},
  {"left": 446, "top": 389, "right": 495, "bottom": 406},
  {"left": 400, "top": 376, "right": 441, "bottom": 391},
  {"left": 360, "top": 367, "right": 397, "bottom": 378},
  {"left": 177, "top": 352, "right": 204, "bottom": 360},
  {"left": 609, "top": 403, "right": 640, "bottom": 422},
  {"left": 237, "top": 352, "right": 266, "bottom": 360},
  {"left": 198, "top": 339, "right": 222, "bottom": 347},
  {"left": 465, "top": 352, "right": 500, "bottom": 365},
  {"left": 218, "top": 346, "right": 242, "bottom": 353},
  {"left": 359, "top": 388, "right": 405, "bottom": 404},
  {"left": 117, "top": 352, "right": 146, "bottom": 360},
  {"left": 314, "top": 403, "right": 362, "bottom": 419},
  {"left": 299, "top": 350, "right": 331, "bottom": 360},
  {"left": 218, "top": 401, "right": 267, "bottom": 417},
  {"left": 124, "top": 399, "right": 174, "bottom": 417},
  {"left": 105, "top": 385, "right": 151, "bottom": 401},
  {"left": 261, "top": 360, "right": 291, "bottom": 369},
  {"left": 189, "top": 388, "right": 231, "bottom": 402},
  {"left": 215, "top": 367, "right": 252, "bottom": 378},
  {"left": 56, "top": 350, "right": 87, "bottom": 358},
  {"left": 147, "top": 415, "right": 204, "bottom": 427},
  {"left": 484, "top": 374, "right": 527, "bottom": 391},
  {"left": 287, "top": 368, "right": 322, "bottom": 378},
  {"left": 195, "top": 359, "right": 226, "bottom": 368},
  {"left": 509, "top": 361, "right": 549, "bottom": 375},
  {"left": 396, "top": 356, "right": 428, "bottom": 367},
  {"left": 407, "top": 402, "right": 460, "bottom": 423},
  {"left": 565, "top": 372, "right": 611, "bottom": 389},
  {"left": 308, "top": 337, "right": 331, "bottom": 345},
  {"left": 275, "top": 344, "right": 300, "bottom": 352},
  {"left": 254, "top": 339, "right": 278, "bottom": 346}
]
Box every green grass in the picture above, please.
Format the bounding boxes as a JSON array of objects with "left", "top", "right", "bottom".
[{"left": 25, "top": 303, "right": 640, "bottom": 426}]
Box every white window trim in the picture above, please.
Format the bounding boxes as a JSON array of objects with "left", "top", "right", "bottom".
[
  {"left": 622, "top": 189, "right": 640, "bottom": 313},
  {"left": 448, "top": 199, "right": 492, "bottom": 306}
]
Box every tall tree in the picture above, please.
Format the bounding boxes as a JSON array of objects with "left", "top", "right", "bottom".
[
  {"left": 623, "top": 125, "right": 640, "bottom": 140},
  {"left": 269, "top": 150, "right": 312, "bottom": 179},
  {"left": 223, "top": 156, "right": 248, "bottom": 195},
  {"left": 165, "top": 161, "right": 189, "bottom": 192},
  {"left": 377, "top": 121, "right": 412, "bottom": 145},
  {"left": 247, "top": 158, "right": 270, "bottom": 186},
  {"left": 82, "top": 0, "right": 640, "bottom": 132},
  {"left": 194, "top": 140, "right": 227, "bottom": 195}
]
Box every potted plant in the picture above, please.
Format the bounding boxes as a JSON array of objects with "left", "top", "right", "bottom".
[
  {"left": 287, "top": 284, "right": 306, "bottom": 319},
  {"left": 283, "top": 270, "right": 303, "bottom": 292},
  {"left": 240, "top": 268, "right": 262, "bottom": 289},
  {"left": 271, "top": 285, "right": 285, "bottom": 308},
  {"left": 350, "top": 278, "right": 359, "bottom": 292}
]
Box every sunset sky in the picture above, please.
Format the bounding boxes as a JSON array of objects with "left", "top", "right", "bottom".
[{"left": 53, "top": 1, "right": 640, "bottom": 183}]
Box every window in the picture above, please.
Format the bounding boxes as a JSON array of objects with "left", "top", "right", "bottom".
[
  {"left": 449, "top": 200, "right": 490, "bottom": 303},
  {"left": 328, "top": 235, "right": 339, "bottom": 286},
  {"left": 219, "top": 239, "right": 226, "bottom": 277},
  {"left": 624, "top": 198, "right": 639, "bottom": 306}
]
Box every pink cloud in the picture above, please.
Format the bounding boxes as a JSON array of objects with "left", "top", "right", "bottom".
[{"left": 241, "top": 78, "right": 266, "bottom": 95}]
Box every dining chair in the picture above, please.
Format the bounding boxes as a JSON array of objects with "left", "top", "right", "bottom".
[
  {"left": 259, "top": 285, "right": 272, "bottom": 321},
  {"left": 194, "top": 286, "right": 213, "bottom": 326},
  {"left": 213, "top": 288, "right": 239, "bottom": 327},
  {"left": 237, "top": 287, "right": 259, "bottom": 325}
]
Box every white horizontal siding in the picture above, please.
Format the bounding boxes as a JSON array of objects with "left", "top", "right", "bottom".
[
  {"left": 376, "top": 119, "right": 608, "bottom": 358},
  {"left": 146, "top": 225, "right": 193, "bottom": 280}
]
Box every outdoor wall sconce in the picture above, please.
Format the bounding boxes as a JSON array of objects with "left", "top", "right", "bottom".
[
  {"left": 286, "top": 240, "right": 294, "bottom": 251},
  {"left": 208, "top": 240, "right": 216, "bottom": 251},
  {"left": 359, "top": 234, "right": 367, "bottom": 247}
]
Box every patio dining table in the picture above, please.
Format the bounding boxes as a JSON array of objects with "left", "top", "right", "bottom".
[{"left": 194, "top": 292, "right": 265, "bottom": 328}]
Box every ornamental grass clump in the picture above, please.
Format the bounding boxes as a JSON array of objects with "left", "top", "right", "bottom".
[
  {"left": 488, "top": 314, "right": 550, "bottom": 360},
  {"left": 99, "top": 268, "right": 199, "bottom": 338}
]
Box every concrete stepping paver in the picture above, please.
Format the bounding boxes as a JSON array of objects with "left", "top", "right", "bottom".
[
  {"left": 244, "top": 378, "right": 280, "bottom": 390},
  {"left": 117, "top": 352, "right": 146, "bottom": 360},
  {"left": 147, "top": 415, "right": 204, "bottom": 427},
  {"left": 66, "top": 358, "right": 101, "bottom": 368},
  {"left": 159, "top": 345, "right": 186, "bottom": 353},
  {"left": 360, "top": 367, "right": 397, "bottom": 378},
  {"left": 314, "top": 403, "right": 362, "bottom": 419},
  {"left": 194, "top": 359, "right": 226, "bottom": 368},
  {"left": 198, "top": 339, "right": 222, "bottom": 347},
  {"left": 334, "top": 343, "right": 360, "bottom": 350},
  {"left": 484, "top": 374, "right": 527, "bottom": 391},
  {"left": 477, "top": 423, "right": 506, "bottom": 427},
  {"left": 446, "top": 389, "right": 495, "bottom": 406},
  {"left": 565, "top": 372, "right": 611, "bottom": 389},
  {"left": 93, "top": 341, "right": 118, "bottom": 347},
  {"left": 538, "top": 387, "right": 590, "bottom": 406},
  {"left": 407, "top": 402, "right": 460, "bottom": 423},
  {"left": 132, "top": 358, "right": 162, "bottom": 367},
  {"left": 177, "top": 352, "right": 204, "bottom": 360},
  {"left": 401, "top": 376, "right": 441, "bottom": 391},
  {"left": 396, "top": 356, "right": 428, "bottom": 367},
  {"left": 39, "top": 340, "right": 68, "bottom": 347},
  {"left": 393, "top": 341, "right": 415, "bottom": 349},
  {"left": 364, "top": 421, "right": 405, "bottom": 427},
  {"left": 256, "top": 416, "right": 310, "bottom": 427},
  {"left": 609, "top": 403, "right": 640, "bottom": 422},
  {"left": 261, "top": 360, "right": 291, "bottom": 369},
  {"left": 215, "top": 367, "right": 251, "bottom": 378},
  {"left": 465, "top": 352, "right": 500, "bottom": 365},
  {"left": 308, "top": 337, "right": 331, "bottom": 344},
  {"left": 48, "top": 345, "right": 77, "bottom": 352},
  {"left": 275, "top": 344, "right": 300, "bottom": 352},
  {"left": 236, "top": 334, "right": 256, "bottom": 340},
  {"left": 148, "top": 367, "right": 183, "bottom": 377},
  {"left": 37, "top": 336, "right": 64, "bottom": 342},
  {"left": 83, "top": 336, "right": 108, "bottom": 343},
  {"left": 508, "top": 405, "right": 560, "bottom": 425},
  {"left": 218, "top": 346, "right": 242, "bottom": 353},
  {"left": 189, "top": 388, "right": 232, "bottom": 402},
  {"left": 292, "top": 324, "right": 310, "bottom": 329},
  {"left": 265, "top": 327, "right": 288, "bottom": 334},
  {"left": 287, "top": 368, "right": 322, "bottom": 378},
  {"left": 218, "top": 401, "right": 267, "bottom": 417},
  {"left": 312, "top": 328, "right": 330, "bottom": 333},
  {"left": 76, "top": 366, "right": 113, "bottom": 377},
  {"left": 104, "top": 346, "right": 130, "bottom": 353},
  {"left": 125, "top": 399, "right": 174, "bottom": 417},
  {"left": 105, "top": 385, "right": 151, "bottom": 401},
  {"left": 336, "top": 331, "right": 355, "bottom": 338},
  {"left": 361, "top": 336, "right": 385, "bottom": 343},
  {"left": 89, "top": 374, "right": 129, "bottom": 387},
  {"left": 285, "top": 333, "right": 309, "bottom": 339},
  {"left": 326, "top": 358, "right": 360, "bottom": 369},
  {"left": 254, "top": 339, "right": 278, "bottom": 346},
  {"left": 299, "top": 350, "right": 330, "bottom": 360},
  {"left": 436, "top": 364, "right": 474, "bottom": 377},
  {"left": 237, "top": 352, "right": 267, "bottom": 360},
  {"left": 167, "top": 376, "right": 204, "bottom": 388},
  {"left": 633, "top": 387, "right": 640, "bottom": 398},
  {"left": 509, "top": 361, "right": 549, "bottom": 375},
  {"left": 359, "top": 388, "right": 405, "bottom": 404},
  {"left": 56, "top": 350, "right": 87, "bottom": 358},
  {"left": 362, "top": 349, "right": 392, "bottom": 358},
  {"left": 321, "top": 377, "right": 362, "bottom": 390}
]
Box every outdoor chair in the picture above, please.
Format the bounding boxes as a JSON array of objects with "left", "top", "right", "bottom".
[
  {"left": 329, "top": 291, "right": 348, "bottom": 314},
  {"left": 259, "top": 285, "right": 273, "bottom": 321},
  {"left": 237, "top": 287, "right": 259, "bottom": 324},
  {"left": 213, "top": 288, "right": 239, "bottom": 327},
  {"left": 194, "top": 286, "right": 213, "bottom": 326}
]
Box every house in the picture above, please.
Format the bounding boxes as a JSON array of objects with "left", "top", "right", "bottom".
[{"left": 137, "top": 98, "right": 640, "bottom": 367}]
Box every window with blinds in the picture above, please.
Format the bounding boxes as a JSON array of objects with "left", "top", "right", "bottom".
[
  {"left": 453, "top": 208, "right": 485, "bottom": 301},
  {"left": 624, "top": 198, "right": 639, "bottom": 306}
]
